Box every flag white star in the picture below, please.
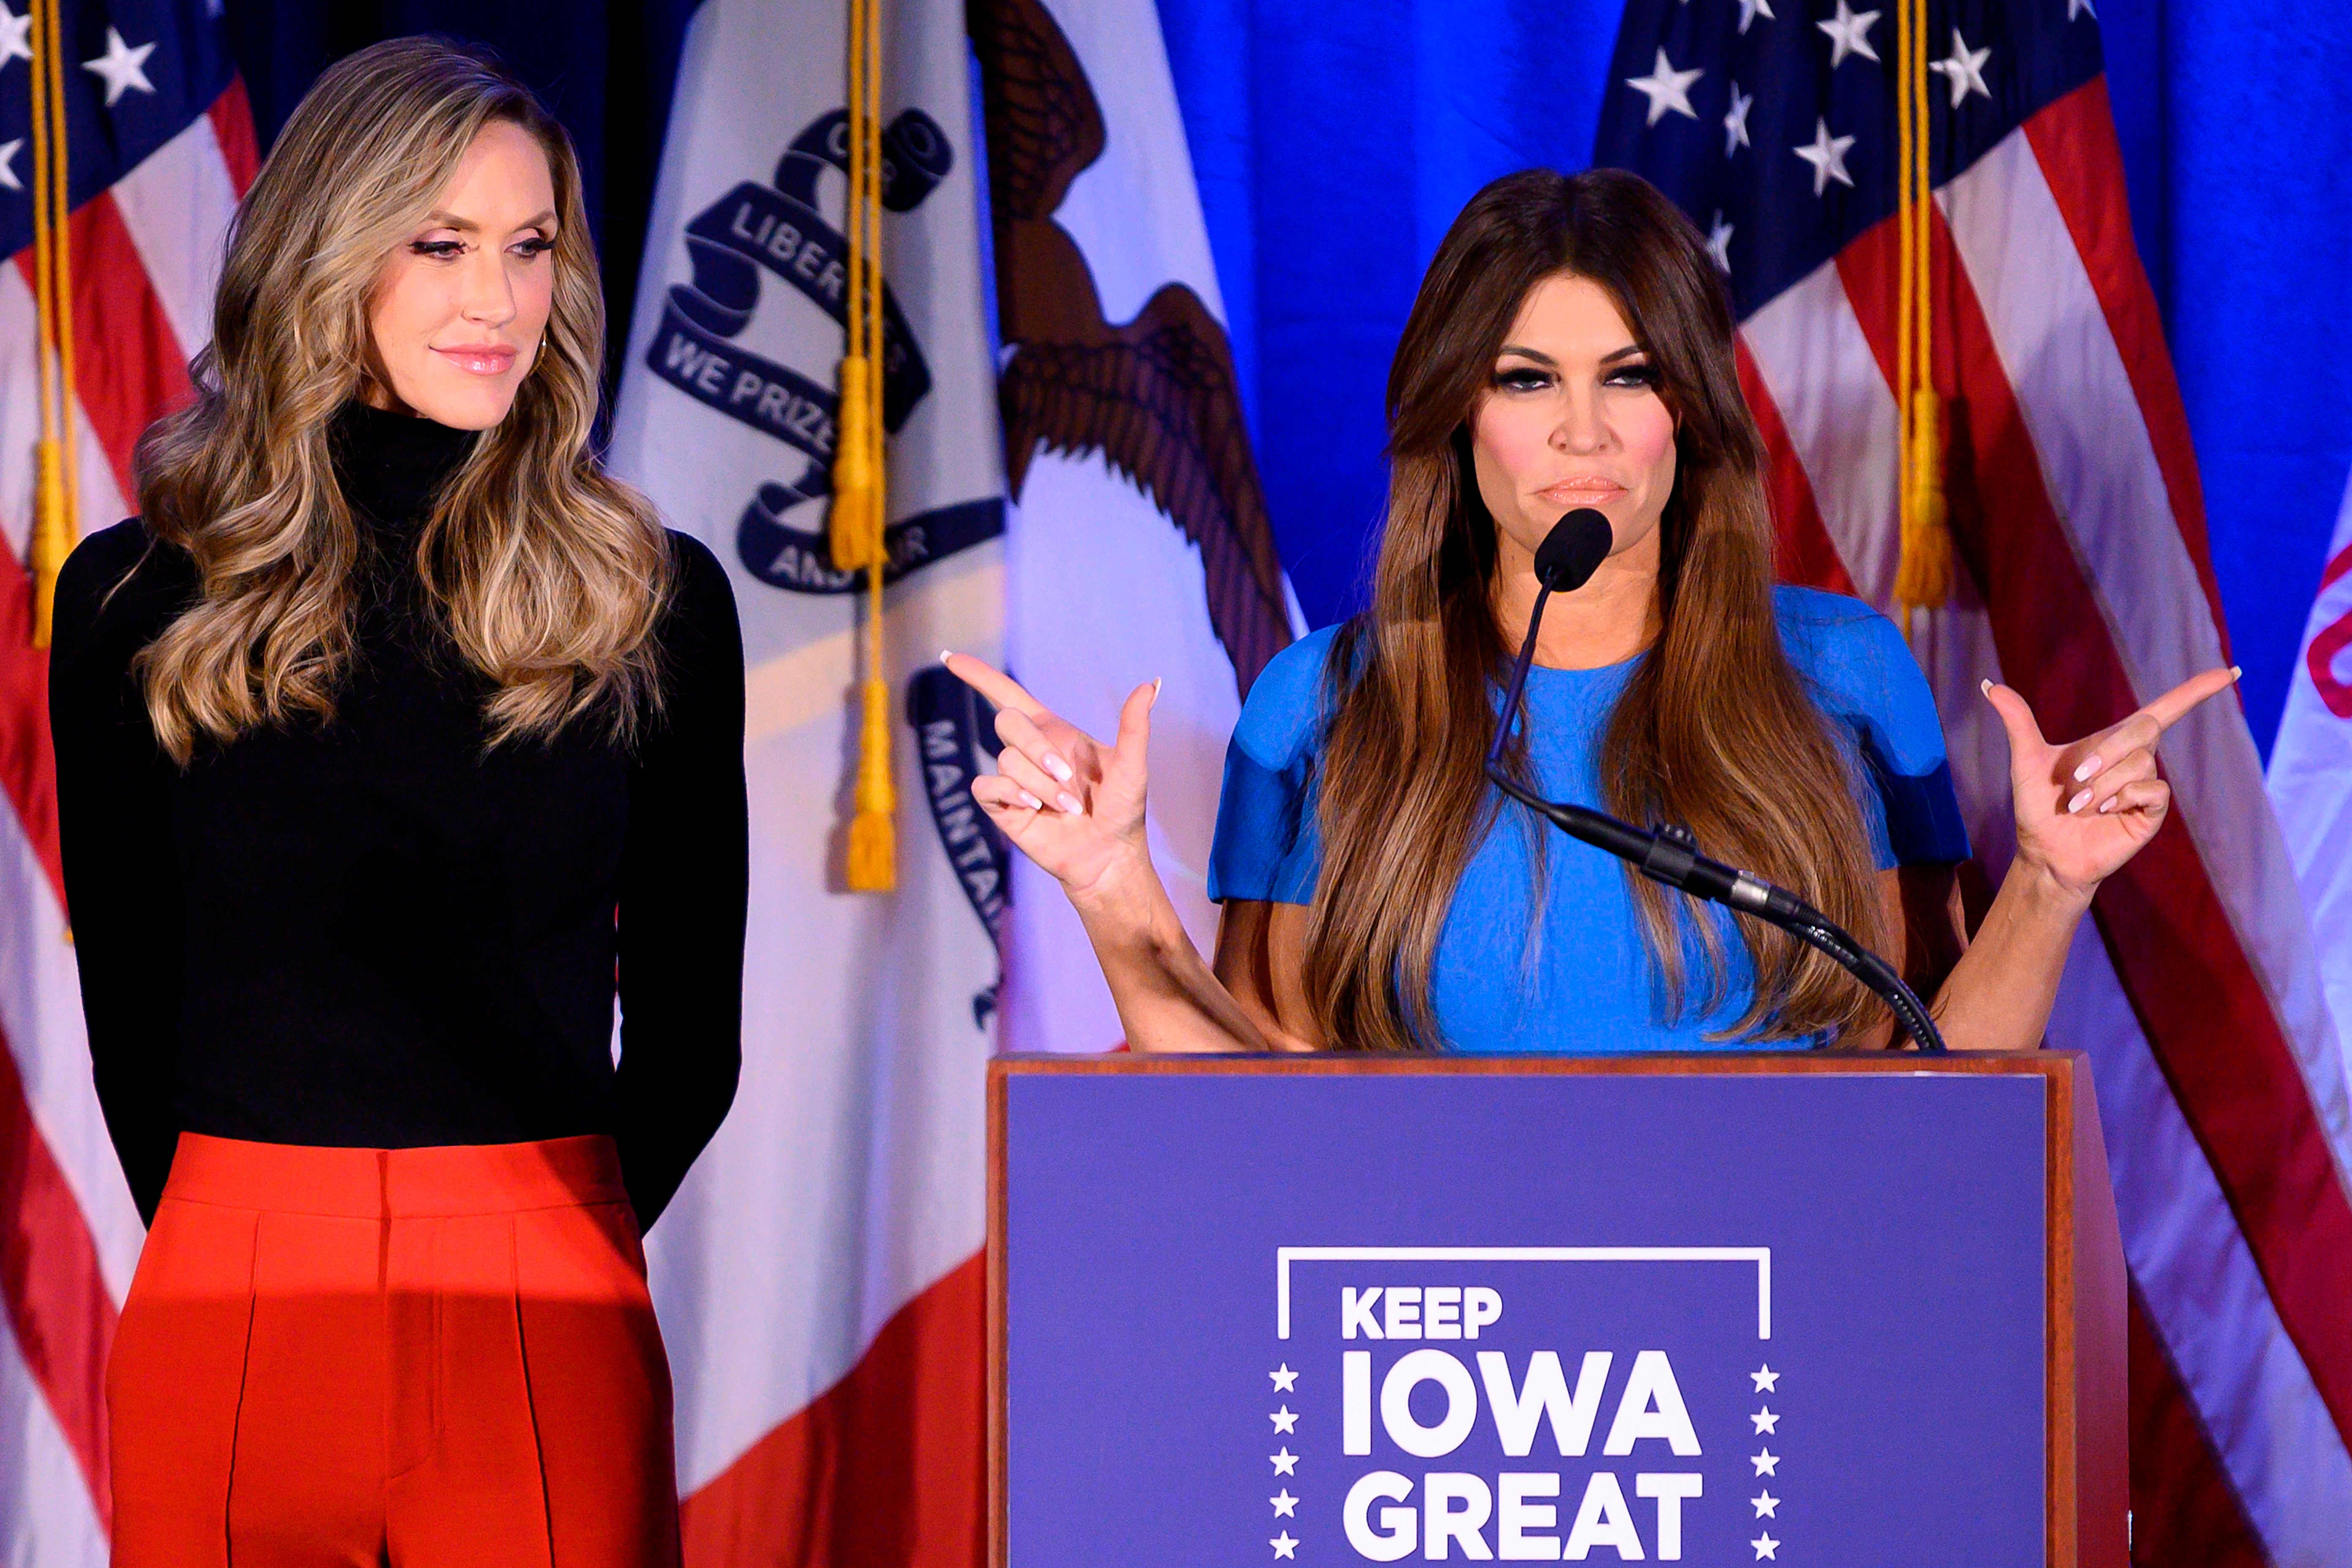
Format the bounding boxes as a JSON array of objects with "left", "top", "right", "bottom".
[
  {"left": 1928, "top": 28, "right": 1993, "bottom": 109},
  {"left": 1751, "top": 1365, "right": 1780, "bottom": 1393},
  {"left": 82, "top": 26, "right": 156, "bottom": 107},
  {"left": 1723, "top": 84, "right": 1753, "bottom": 155},
  {"left": 1753, "top": 1533, "right": 1782, "bottom": 1561},
  {"left": 1270, "top": 1406, "right": 1298, "bottom": 1435},
  {"left": 1752, "top": 1406, "right": 1780, "bottom": 1434},
  {"left": 1817, "top": 0, "right": 1882, "bottom": 68},
  {"left": 1626, "top": 47, "right": 1704, "bottom": 127},
  {"left": 0, "top": 138, "right": 20, "bottom": 193},
  {"left": 1269, "top": 1364, "right": 1299, "bottom": 1393},
  {"left": 1271, "top": 1491, "right": 1299, "bottom": 1519},
  {"left": 1705, "top": 212, "right": 1734, "bottom": 274},
  {"left": 1753, "top": 1490, "right": 1780, "bottom": 1519},
  {"left": 1752, "top": 1447, "right": 1780, "bottom": 1477},
  {"left": 1270, "top": 1448, "right": 1298, "bottom": 1476},
  {"left": 2069, "top": 0, "right": 2096, "bottom": 17},
  {"left": 1794, "top": 117, "right": 1857, "bottom": 195},
  {"left": 0, "top": 3, "right": 32, "bottom": 68},
  {"left": 1737, "top": 0, "right": 1775, "bottom": 33},
  {"left": 1271, "top": 1532, "right": 1300, "bottom": 1560}
]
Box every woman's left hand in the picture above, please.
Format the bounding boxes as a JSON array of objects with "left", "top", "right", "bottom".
[{"left": 1982, "top": 666, "right": 2240, "bottom": 902}]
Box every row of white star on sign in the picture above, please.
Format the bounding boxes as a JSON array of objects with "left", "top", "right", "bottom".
[
  {"left": 1269, "top": 1363, "right": 1303, "bottom": 1559},
  {"left": 1750, "top": 1364, "right": 1785, "bottom": 1560}
]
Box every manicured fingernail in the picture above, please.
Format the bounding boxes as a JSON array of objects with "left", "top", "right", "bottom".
[
  {"left": 2098, "top": 796, "right": 2119, "bottom": 814},
  {"left": 2073, "top": 754, "right": 2104, "bottom": 783},
  {"left": 1056, "top": 791, "right": 1083, "bottom": 814},
  {"left": 2229, "top": 665, "right": 2243, "bottom": 680},
  {"left": 1043, "top": 753, "right": 1074, "bottom": 783},
  {"left": 1980, "top": 678, "right": 1993, "bottom": 697},
  {"left": 1015, "top": 789, "right": 1042, "bottom": 811},
  {"left": 1152, "top": 676, "right": 1163, "bottom": 702},
  {"left": 2067, "top": 788, "right": 2093, "bottom": 814},
  {"left": 941, "top": 649, "right": 956, "bottom": 662}
]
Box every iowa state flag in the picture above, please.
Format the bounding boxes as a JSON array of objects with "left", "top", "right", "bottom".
[{"left": 606, "top": 0, "right": 1005, "bottom": 1556}]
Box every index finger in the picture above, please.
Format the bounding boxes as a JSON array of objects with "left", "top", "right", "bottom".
[
  {"left": 942, "top": 650, "right": 1048, "bottom": 719},
  {"left": 2137, "top": 664, "right": 2242, "bottom": 735}
]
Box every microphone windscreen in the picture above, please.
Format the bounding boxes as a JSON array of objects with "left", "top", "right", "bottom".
[{"left": 1534, "top": 508, "right": 1614, "bottom": 592}]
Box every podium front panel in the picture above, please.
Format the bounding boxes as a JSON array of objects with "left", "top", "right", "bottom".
[{"left": 995, "top": 1058, "right": 2053, "bottom": 1568}]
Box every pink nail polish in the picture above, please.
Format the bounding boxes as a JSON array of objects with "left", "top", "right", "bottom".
[
  {"left": 1018, "top": 791, "right": 1043, "bottom": 811},
  {"left": 2098, "top": 797, "right": 2118, "bottom": 814},
  {"left": 1045, "top": 754, "right": 1074, "bottom": 783},
  {"left": 2067, "top": 788, "right": 2092, "bottom": 814},
  {"left": 2073, "top": 754, "right": 2103, "bottom": 783},
  {"left": 1056, "top": 792, "right": 1083, "bottom": 815}
]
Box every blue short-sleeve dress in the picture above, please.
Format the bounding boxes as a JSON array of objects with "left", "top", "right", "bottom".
[{"left": 1205, "top": 587, "right": 1969, "bottom": 1052}]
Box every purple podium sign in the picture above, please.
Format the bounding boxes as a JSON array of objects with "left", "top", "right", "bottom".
[{"left": 990, "top": 1054, "right": 2126, "bottom": 1568}]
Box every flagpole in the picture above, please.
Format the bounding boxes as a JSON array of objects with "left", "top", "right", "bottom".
[
  {"left": 1894, "top": 0, "right": 1949, "bottom": 642},
  {"left": 27, "top": 0, "right": 79, "bottom": 650},
  {"left": 844, "top": 0, "right": 897, "bottom": 890}
]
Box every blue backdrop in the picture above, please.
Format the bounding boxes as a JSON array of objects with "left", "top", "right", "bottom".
[{"left": 1155, "top": 0, "right": 2352, "bottom": 760}]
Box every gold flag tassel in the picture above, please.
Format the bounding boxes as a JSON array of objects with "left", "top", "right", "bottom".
[
  {"left": 27, "top": 0, "right": 80, "bottom": 649},
  {"left": 842, "top": 0, "right": 896, "bottom": 892},
  {"left": 829, "top": 0, "right": 878, "bottom": 574},
  {"left": 1892, "top": 0, "right": 1949, "bottom": 640}
]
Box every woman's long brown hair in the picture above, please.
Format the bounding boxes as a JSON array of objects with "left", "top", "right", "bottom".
[
  {"left": 1301, "top": 168, "right": 1888, "bottom": 1052},
  {"left": 130, "top": 38, "right": 672, "bottom": 762}
]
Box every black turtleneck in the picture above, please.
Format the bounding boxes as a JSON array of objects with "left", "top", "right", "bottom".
[{"left": 48, "top": 402, "right": 748, "bottom": 1229}]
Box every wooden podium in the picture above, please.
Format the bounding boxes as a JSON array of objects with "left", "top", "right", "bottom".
[{"left": 991, "top": 1052, "right": 2126, "bottom": 1568}]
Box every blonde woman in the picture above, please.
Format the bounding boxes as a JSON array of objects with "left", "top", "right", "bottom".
[{"left": 48, "top": 39, "right": 744, "bottom": 1565}]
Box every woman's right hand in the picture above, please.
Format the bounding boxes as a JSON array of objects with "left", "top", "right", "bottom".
[{"left": 941, "top": 653, "right": 1159, "bottom": 908}]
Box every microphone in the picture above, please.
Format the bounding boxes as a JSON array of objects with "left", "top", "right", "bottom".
[{"left": 1484, "top": 511, "right": 1948, "bottom": 1053}]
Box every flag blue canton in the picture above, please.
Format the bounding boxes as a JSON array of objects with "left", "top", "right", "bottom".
[
  {"left": 1594, "top": 0, "right": 2104, "bottom": 319},
  {"left": 0, "top": 0, "right": 236, "bottom": 259}
]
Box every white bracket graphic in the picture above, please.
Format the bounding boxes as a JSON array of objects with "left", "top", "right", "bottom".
[{"left": 1275, "top": 1246, "right": 1774, "bottom": 1341}]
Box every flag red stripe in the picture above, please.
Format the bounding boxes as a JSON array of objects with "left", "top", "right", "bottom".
[
  {"left": 0, "top": 542, "right": 61, "bottom": 904},
  {"left": 1835, "top": 207, "right": 2352, "bottom": 1447},
  {"left": 2322, "top": 540, "right": 2352, "bottom": 596},
  {"left": 0, "top": 1040, "right": 116, "bottom": 1532},
  {"left": 1736, "top": 337, "right": 1856, "bottom": 594},
  {"left": 207, "top": 78, "right": 261, "bottom": 198},
  {"left": 2128, "top": 1286, "right": 2268, "bottom": 1568},
  {"left": 678, "top": 1252, "right": 984, "bottom": 1567},
  {"left": 13, "top": 193, "right": 193, "bottom": 506},
  {"left": 2020, "top": 79, "right": 2230, "bottom": 661}
]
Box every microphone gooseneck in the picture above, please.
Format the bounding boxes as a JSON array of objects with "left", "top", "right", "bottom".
[{"left": 1487, "top": 512, "right": 1949, "bottom": 1054}]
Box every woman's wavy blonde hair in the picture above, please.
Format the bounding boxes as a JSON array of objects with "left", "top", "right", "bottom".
[{"left": 130, "top": 36, "right": 672, "bottom": 762}]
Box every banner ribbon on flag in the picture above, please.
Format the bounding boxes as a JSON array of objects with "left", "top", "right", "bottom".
[{"left": 643, "top": 106, "right": 1002, "bottom": 596}]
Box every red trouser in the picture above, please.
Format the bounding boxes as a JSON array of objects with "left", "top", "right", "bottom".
[{"left": 108, "top": 1133, "right": 683, "bottom": 1567}]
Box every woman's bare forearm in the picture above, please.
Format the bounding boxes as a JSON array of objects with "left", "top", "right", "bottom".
[
  {"left": 1929, "top": 858, "right": 2093, "bottom": 1053},
  {"left": 1066, "top": 852, "right": 1283, "bottom": 1054}
]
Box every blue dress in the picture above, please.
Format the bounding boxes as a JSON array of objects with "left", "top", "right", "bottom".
[{"left": 1205, "top": 587, "right": 1970, "bottom": 1051}]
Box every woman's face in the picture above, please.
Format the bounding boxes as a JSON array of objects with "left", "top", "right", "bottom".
[
  {"left": 1469, "top": 272, "right": 1678, "bottom": 578},
  {"left": 361, "top": 120, "right": 558, "bottom": 430}
]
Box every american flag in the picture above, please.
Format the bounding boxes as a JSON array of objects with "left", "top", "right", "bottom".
[
  {"left": 0, "top": 0, "right": 256, "bottom": 1559},
  {"left": 1596, "top": 1, "right": 2352, "bottom": 1563}
]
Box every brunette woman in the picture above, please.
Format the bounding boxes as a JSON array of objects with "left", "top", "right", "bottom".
[
  {"left": 948, "top": 167, "right": 2232, "bottom": 1056},
  {"left": 49, "top": 39, "right": 745, "bottom": 1566}
]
